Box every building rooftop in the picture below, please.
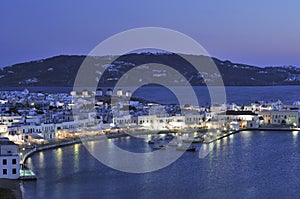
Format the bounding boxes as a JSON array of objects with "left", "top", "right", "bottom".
[
  {"left": 260, "top": 110, "right": 298, "bottom": 112},
  {"left": 0, "top": 137, "right": 17, "bottom": 145},
  {"left": 225, "top": 110, "right": 258, "bottom": 116}
]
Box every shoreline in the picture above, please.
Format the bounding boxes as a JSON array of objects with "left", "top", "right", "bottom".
[
  {"left": 23, "top": 127, "right": 300, "bottom": 163},
  {"left": 22, "top": 129, "right": 170, "bottom": 163}
]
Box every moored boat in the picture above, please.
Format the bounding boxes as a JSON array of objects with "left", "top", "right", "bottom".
[
  {"left": 153, "top": 145, "right": 167, "bottom": 150},
  {"left": 168, "top": 141, "right": 179, "bottom": 147},
  {"left": 148, "top": 140, "right": 155, "bottom": 144},
  {"left": 176, "top": 145, "right": 196, "bottom": 152},
  {"left": 165, "top": 134, "right": 175, "bottom": 140},
  {"left": 182, "top": 137, "right": 203, "bottom": 143}
]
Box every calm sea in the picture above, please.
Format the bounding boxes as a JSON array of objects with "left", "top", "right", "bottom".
[{"left": 23, "top": 131, "right": 300, "bottom": 199}]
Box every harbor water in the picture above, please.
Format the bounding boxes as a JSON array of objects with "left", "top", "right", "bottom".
[
  {"left": 22, "top": 130, "right": 300, "bottom": 199},
  {"left": 2, "top": 85, "right": 300, "bottom": 105}
]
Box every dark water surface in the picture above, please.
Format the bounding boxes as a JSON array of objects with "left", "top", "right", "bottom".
[
  {"left": 2, "top": 86, "right": 300, "bottom": 105},
  {"left": 23, "top": 131, "right": 300, "bottom": 199}
]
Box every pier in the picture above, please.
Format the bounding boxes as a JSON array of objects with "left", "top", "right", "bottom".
[{"left": 203, "top": 127, "right": 300, "bottom": 144}]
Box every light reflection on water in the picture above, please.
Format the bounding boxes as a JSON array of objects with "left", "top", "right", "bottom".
[
  {"left": 292, "top": 131, "right": 298, "bottom": 143},
  {"left": 223, "top": 135, "right": 228, "bottom": 146},
  {"left": 38, "top": 152, "right": 44, "bottom": 168},
  {"left": 74, "top": 144, "right": 79, "bottom": 172},
  {"left": 23, "top": 131, "right": 300, "bottom": 199},
  {"left": 55, "top": 148, "right": 62, "bottom": 175},
  {"left": 229, "top": 134, "right": 234, "bottom": 144}
]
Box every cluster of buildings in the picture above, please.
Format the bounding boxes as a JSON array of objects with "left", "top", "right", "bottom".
[
  {"left": 0, "top": 88, "right": 299, "bottom": 179},
  {"left": 0, "top": 89, "right": 102, "bottom": 145},
  {"left": 0, "top": 89, "right": 299, "bottom": 143},
  {"left": 113, "top": 99, "right": 299, "bottom": 131}
]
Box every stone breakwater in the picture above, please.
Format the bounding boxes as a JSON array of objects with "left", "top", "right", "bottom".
[{"left": 203, "top": 127, "right": 300, "bottom": 144}]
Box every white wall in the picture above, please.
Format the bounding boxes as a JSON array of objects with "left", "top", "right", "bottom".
[{"left": 0, "top": 156, "right": 20, "bottom": 179}]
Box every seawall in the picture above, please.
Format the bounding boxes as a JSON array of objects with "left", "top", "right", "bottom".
[
  {"left": 204, "top": 127, "right": 300, "bottom": 144},
  {"left": 23, "top": 139, "right": 82, "bottom": 164}
]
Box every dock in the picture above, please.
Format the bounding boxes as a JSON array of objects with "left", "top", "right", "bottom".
[
  {"left": 19, "top": 168, "right": 37, "bottom": 180},
  {"left": 203, "top": 130, "right": 241, "bottom": 144},
  {"left": 203, "top": 127, "right": 300, "bottom": 144}
]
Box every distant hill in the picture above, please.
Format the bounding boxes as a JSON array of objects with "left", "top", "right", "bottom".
[{"left": 1, "top": 53, "right": 300, "bottom": 87}]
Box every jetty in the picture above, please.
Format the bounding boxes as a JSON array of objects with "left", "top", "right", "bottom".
[{"left": 203, "top": 127, "right": 300, "bottom": 144}]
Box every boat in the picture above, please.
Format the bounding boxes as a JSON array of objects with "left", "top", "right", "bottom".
[
  {"left": 182, "top": 138, "right": 193, "bottom": 143},
  {"left": 192, "top": 137, "right": 204, "bottom": 143},
  {"left": 186, "top": 145, "right": 197, "bottom": 152},
  {"left": 168, "top": 141, "right": 179, "bottom": 147},
  {"left": 148, "top": 140, "right": 155, "bottom": 144},
  {"left": 153, "top": 145, "right": 166, "bottom": 150},
  {"left": 197, "top": 128, "right": 208, "bottom": 133},
  {"left": 182, "top": 137, "right": 203, "bottom": 143},
  {"left": 165, "top": 134, "right": 175, "bottom": 140},
  {"left": 176, "top": 145, "right": 196, "bottom": 152}
]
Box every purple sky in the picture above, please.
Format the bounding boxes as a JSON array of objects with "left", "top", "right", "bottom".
[{"left": 1, "top": 0, "right": 300, "bottom": 67}]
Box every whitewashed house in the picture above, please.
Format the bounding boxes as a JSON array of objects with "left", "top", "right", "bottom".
[
  {"left": 259, "top": 110, "right": 299, "bottom": 126},
  {"left": 0, "top": 138, "right": 20, "bottom": 179}
]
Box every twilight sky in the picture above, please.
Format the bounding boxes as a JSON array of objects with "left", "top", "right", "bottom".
[{"left": 1, "top": 0, "right": 300, "bottom": 67}]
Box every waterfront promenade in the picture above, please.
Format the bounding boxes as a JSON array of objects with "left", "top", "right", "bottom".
[{"left": 22, "top": 126, "right": 300, "bottom": 165}]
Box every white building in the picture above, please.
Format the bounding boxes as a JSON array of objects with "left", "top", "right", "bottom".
[
  {"left": 210, "top": 104, "right": 227, "bottom": 113},
  {"left": 138, "top": 115, "right": 186, "bottom": 130},
  {"left": 113, "top": 115, "right": 136, "bottom": 127},
  {"left": 116, "top": 89, "right": 123, "bottom": 97},
  {"left": 82, "top": 90, "right": 89, "bottom": 97},
  {"left": 0, "top": 125, "right": 8, "bottom": 137},
  {"left": 106, "top": 89, "right": 113, "bottom": 96},
  {"left": 220, "top": 110, "right": 259, "bottom": 129},
  {"left": 184, "top": 114, "right": 204, "bottom": 127},
  {"left": 125, "top": 90, "right": 132, "bottom": 97},
  {"left": 96, "top": 88, "right": 103, "bottom": 96},
  {"left": 223, "top": 110, "right": 259, "bottom": 121},
  {"left": 70, "top": 91, "right": 77, "bottom": 96},
  {"left": 0, "top": 116, "right": 22, "bottom": 127},
  {"left": 0, "top": 138, "right": 20, "bottom": 179},
  {"left": 259, "top": 110, "right": 299, "bottom": 126}
]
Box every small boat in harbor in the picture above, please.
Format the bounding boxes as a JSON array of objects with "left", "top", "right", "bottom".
[
  {"left": 197, "top": 128, "right": 208, "bottom": 133},
  {"left": 168, "top": 141, "right": 179, "bottom": 147},
  {"left": 153, "top": 145, "right": 167, "bottom": 150},
  {"left": 185, "top": 145, "right": 197, "bottom": 152},
  {"left": 192, "top": 137, "right": 204, "bottom": 143},
  {"left": 148, "top": 140, "right": 155, "bottom": 144},
  {"left": 165, "top": 133, "right": 175, "bottom": 140},
  {"left": 176, "top": 145, "right": 196, "bottom": 152},
  {"left": 182, "top": 137, "right": 203, "bottom": 143},
  {"left": 182, "top": 138, "right": 193, "bottom": 143}
]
